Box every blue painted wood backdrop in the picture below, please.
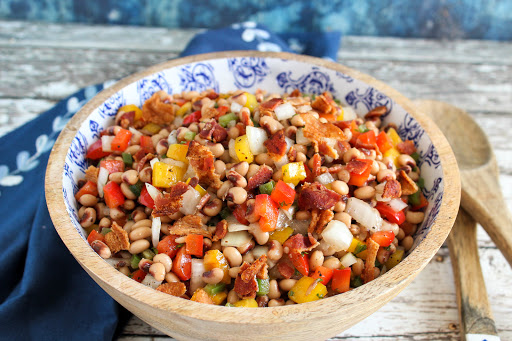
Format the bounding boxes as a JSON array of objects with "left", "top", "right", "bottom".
[{"left": 1, "top": 0, "right": 511, "bottom": 40}]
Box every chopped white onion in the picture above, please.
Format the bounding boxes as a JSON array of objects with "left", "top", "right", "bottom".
[
  {"left": 315, "top": 172, "right": 335, "bottom": 185},
  {"left": 183, "top": 164, "right": 195, "bottom": 180},
  {"left": 129, "top": 127, "right": 142, "bottom": 137},
  {"left": 340, "top": 252, "right": 357, "bottom": 268},
  {"left": 321, "top": 220, "right": 353, "bottom": 252},
  {"left": 281, "top": 205, "right": 296, "bottom": 221},
  {"left": 97, "top": 167, "right": 109, "bottom": 198},
  {"left": 104, "top": 258, "right": 129, "bottom": 268},
  {"left": 375, "top": 182, "right": 388, "bottom": 202},
  {"left": 346, "top": 197, "right": 383, "bottom": 232},
  {"left": 161, "top": 158, "right": 187, "bottom": 169},
  {"left": 296, "top": 104, "right": 312, "bottom": 113},
  {"left": 288, "top": 219, "right": 310, "bottom": 235},
  {"left": 141, "top": 274, "right": 162, "bottom": 289},
  {"left": 285, "top": 137, "right": 294, "bottom": 153},
  {"left": 221, "top": 231, "right": 252, "bottom": 247},
  {"left": 276, "top": 209, "right": 291, "bottom": 229},
  {"left": 101, "top": 135, "right": 114, "bottom": 152},
  {"left": 180, "top": 188, "right": 201, "bottom": 215},
  {"left": 151, "top": 216, "right": 161, "bottom": 248},
  {"left": 246, "top": 126, "right": 268, "bottom": 155},
  {"left": 296, "top": 128, "right": 311, "bottom": 146},
  {"left": 274, "top": 102, "right": 296, "bottom": 121},
  {"left": 381, "top": 219, "right": 399, "bottom": 235},
  {"left": 190, "top": 259, "right": 205, "bottom": 294},
  {"left": 274, "top": 154, "right": 289, "bottom": 170},
  {"left": 226, "top": 215, "right": 251, "bottom": 232},
  {"left": 228, "top": 139, "right": 239, "bottom": 162},
  {"left": 167, "top": 130, "right": 178, "bottom": 145},
  {"left": 342, "top": 105, "right": 357, "bottom": 121},
  {"left": 173, "top": 116, "right": 184, "bottom": 127},
  {"left": 388, "top": 198, "right": 408, "bottom": 212},
  {"left": 149, "top": 158, "right": 159, "bottom": 169},
  {"left": 231, "top": 101, "right": 243, "bottom": 113},
  {"left": 145, "top": 183, "right": 162, "bottom": 201},
  {"left": 252, "top": 246, "right": 269, "bottom": 259}
]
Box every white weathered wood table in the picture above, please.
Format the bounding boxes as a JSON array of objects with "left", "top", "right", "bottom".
[{"left": 1, "top": 20, "right": 510, "bottom": 341}]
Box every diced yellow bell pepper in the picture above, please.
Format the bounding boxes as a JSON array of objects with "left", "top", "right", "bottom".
[
  {"left": 288, "top": 276, "right": 328, "bottom": 304},
  {"left": 269, "top": 226, "right": 294, "bottom": 245},
  {"left": 185, "top": 178, "right": 207, "bottom": 196},
  {"left": 387, "top": 128, "right": 402, "bottom": 147},
  {"left": 166, "top": 143, "right": 189, "bottom": 163},
  {"left": 118, "top": 104, "right": 142, "bottom": 121},
  {"left": 210, "top": 291, "right": 228, "bottom": 305},
  {"left": 347, "top": 238, "right": 368, "bottom": 259},
  {"left": 152, "top": 162, "right": 186, "bottom": 188},
  {"left": 233, "top": 299, "right": 258, "bottom": 308},
  {"left": 142, "top": 122, "right": 161, "bottom": 135},
  {"left": 176, "top": 101, "right": 192, "bottom": 117},
  {"left": 385, "top": 248, "right": 405, "bottom": 269},
  {"left": 383, "top": 147, "right": 401, "bottom": 168},
  {"left": 336, "top": 107, "right": 345, "bottom": 121},
  {"left": 203, "top": 250, "right": 230, "bottom": 284},
  {"left": 234, "top": 135, "right": 254, "bottom": 163},
  {"left": 282, "top": 162, "right": 307, "bottom": 186},
  {"left": 244, "top": 92, "right": 258, "bottom": 112}
]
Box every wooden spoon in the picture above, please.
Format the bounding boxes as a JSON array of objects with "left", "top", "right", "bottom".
[{"left": 413, "top": 100, "right": 512, "bottom": 267}]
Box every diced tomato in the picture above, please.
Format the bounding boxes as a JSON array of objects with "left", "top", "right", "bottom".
[
  {"left": 376, "top": 131, "right": 393, "bottom": 153},
  {"left": 75, "top": 180, "right": 98, "bottom": 200},
  {"left": 310, "top": 265, "right": 333, "bottom": 285},
  {"left": 217, "top": 105, "right": 229, "bottom": 117},
  {"left": 103, "top": 181, "right": 125, "bottom": 208},
  {"left": 132, "top": 269, "right": 147, "bottom": 283},
  {"left": 255, "top": 194, "right": 279, "bottom": 232},
  {"left": 87, "top": 229, "right": 105, "bottom": 245},
  {"left": 411, "top": 192, "right": 429, "bottom": 211},
  {"left": 318, "top": 113, "right": 336, "bottom": 122},
  {"left": 172, "top": 246, "right": 192, "bottom": 281},
  {"left": 85, "top": 139, "right": 111, "bottom": 160},
  {"left": 110, "top": 128, "right": 132, "bottom": 152},
  {"left": 347, "top": 159, "right": 373, "bottom": 187},
  {"left": 355, "top": 130, "right": 377, "bottom": 149},
  {"left": 138, "top": 185, "right": 155, "bottom": 209},
  {"left": 139, "top": 135, "right": 155, "bottom": 154},
  {"left": 157, "top": 235, "right": 180, "bottom": 259},
  {"left": 288, "top": 252, "right": 309, "bottom": 277},
  {"left": 185, "top": 234, "right": 204, "bottom": 257},
  {"left": 233, "top": 202, "right": 249, "bottom": 225},
  {"left": 270, "top": 180, "right": 296, "bottom": 210},
  {"left": 100, "top": 159, "right": 125, "bottom": 174},
  {"left": 331, "top": 268, "right": 351, "bottom": 293},
  {"left": 375, "top": 202, "right": 406, "bottom": 225},
  {"left": 182, "top": 110, "right": 201, "bottom": 126},
  {"left": 371, "top": 230, "right": 395, "bottom": 247}
]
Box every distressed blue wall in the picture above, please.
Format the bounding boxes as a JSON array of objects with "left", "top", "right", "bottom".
[{"left": 1, "top": 0, "right": 511, "bottom": 40}]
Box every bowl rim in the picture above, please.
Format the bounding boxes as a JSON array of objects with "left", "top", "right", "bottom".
[{"left": 45, "top": 51, "right": 460, "bottom": 324}]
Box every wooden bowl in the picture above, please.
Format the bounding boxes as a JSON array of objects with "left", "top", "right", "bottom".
[{"left": 45, "top": 51, "right": 460, "bottom": 341}]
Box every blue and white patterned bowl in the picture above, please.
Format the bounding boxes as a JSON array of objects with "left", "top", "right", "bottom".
[{"left": 46, "top": 51, "right": 460, "bottom": 340}]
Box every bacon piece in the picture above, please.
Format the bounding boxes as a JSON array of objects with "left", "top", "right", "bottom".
[
  {"left": 246, "top": 165, "right": 273, "bottom": 191},
  {"left": 152, "top": 182, "right": 189, "bottom": 217},
  {"left": 327, "top": 164, "right": 343, "bottom": 174},
  {"left": 85, "top": 165, "right": 98, "bottom": 183},
  {"left": 346, "top": 159, "right": 369, "bottom": 175},
  {"left": 277, "top": 261, "right": 295, "bottom": 279},
  {"left": 235, "top": 122, "right": 246, "bottom": 136},
  {"left": 201, "top": 106, "right": 221, "bottom": 121},
  {"left": 336, "top": 140, "right": 351, "bottom": 156},
  {"left": 188, "top": 177, "right": 199, "bottom": 188},
  {"left": 301, "top": 113, "right": 346, "bottom": 158},
  {"left": 312, "top": 93, "right": 337, "bottom": 115},
  {"left": 364, "top": 105, "right": 387, "bottom": 120},
  {"left": 398, "top": 170, "right": 419, "bottom": 195},
  {"left": 298, "top": 182, "right": 341, "bottom": 211},
  {"left": 191, "top": 288, "right": 215, "bottom": 304},
  {"left": 156, "top": 282, "right": 187, "bottom": 297},
  {"left": 187, "top": 141, "right": 222, "bottom": 190},
  {"left": 116, "top": 110, "right": 135, "bottom": 129},
  {"left": 241, "top": 255, "right": 268, "bottom": 282},
  {"left": 318, "top": 139, "right": 339, "bottom": 159},
  {"left": 264, "top": 130, "right": 287, "bottom": 161},
  {"left": 104, "top": 221, "right": 130, "bottom": 254},
  {"left": 283, "top": 233, "right": 319, "bottom": 254},
  {"left": 168, "top": 215, "right": 212, "bottom": 238},
  {"left": 396, "top": 140, "right": 416, "bottom": 155},
  {"left": 382, "top": 179, "right": 402, "bottom": 199},
  {"left": 308, "top": 209, "right": 334, "bottom": 234},
  {"left": 212, "top": 219, "right": 228, "bottom": 242},
  {"left": 362, "top": 238, "right": 380, "bottom": 283},
  {"left": 260, "top": 98, "right": 283, "bottom": 111},
  {"left": 137, "top": 153, "right": 155, "bottom": 173},
  {"left": 196, "top": 193, "right": 211, "bottom": 211},
  {"left": 234, "top": 262, "right": 258, "bottom": 299},
  {"left": 142, "top": 91, "right": 175, "bottom": 125},
  {"left": 289, "top": 89, "right": 301, "bottom": 97},
  {"left": 311, "top": 153, "right": 323, "bottom": 178},
  {"left": 287, "top": 146, "right": 297, "bottom": 162},
  {"left": 240, "top": 109, "right": 254, "bottom": 127},
  {"left": 199, "top": 120, "right": 227, "bottom": 143}
]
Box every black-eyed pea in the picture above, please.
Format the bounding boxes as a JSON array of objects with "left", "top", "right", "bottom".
[
  {"left": 155, "top": 139, "right": 169, "bottom": 155},
  {"left": 227, "top": 126, "right": 240, "bottom": 140},
  {"left": 138, "top": 258, "right": 153, "bottom": 272},
  {"left": 203, "top": 198, "right": 223, "bottom": 217},
  {"left": 130, "top": 239, "right": 150, "bottom": 254},
  {"left": 139, "top": 167, "right": 152, "bottom": 183},
  {"left": 242, "top": 251, "right": 255, "bottom": 263},
  {"left": 161, "top": 223, "right": 171, "bottom": 235},
  {"left": 123, "top": 220, "right": 135, "bottom": 234},
  {"left": 165, "top": 272, "right": 180, "bottom": 283},
  {"left": 125, "top": 145, "right": 141, "bottom": 155},
  {"left": 323, "top": 256, "right": 341, "bottom": 270},
  {"left": 214, "top": 160, "right": 227, "bottom": 179},
  {"left": 227, "top": 290, "right": 238, "bottom": 304},
  {"left": 267, "top": 240, "right": 283, "bottom": 261},
  {"left": 109, "top": 172, "right": 123, "bottom": 184},
  {"left": 228, "top": 266, "right": 241, "bottom": 278},
  {"left": 295, "top": 210, "right": 311, "bottom": 221},
  {"left": 80, "top": 207, "right": 96, "bottom": 228},
  {"left": 226, "top": 187, "right": 247, "bottom": 205},
  {"left": 396, "top": 228, "right": 405, "bottom": 241},
  {"left": 295, "top": 152, "right": 307, "bottom": 163},
  {"left": 109, "top": 207, "right": 125, "bottom": 220},
  {"left": 255, "top": 153, "right": 274, "bottom": 166},
  {"left": 349, "top": 224, "right": 361, "bottom": 235},
  {"left": 207, "top": 143, "right": 225, "bottom": 158},
  {"left": 123, "top": 199, "right": 135, "bottom": 211},
  {"left": 337, "top": 169, "right": 350, "bottom": 183},
  {"left": 78, "top": 206, "right": 86, "bottom": 220},
  {"left": 268, "top": 299, "right": 285, "bottom": 307},
  {"left": 119, "top": 266, "right": 131, "bottom": 276},
  {"left": 257, "top": 295, "right": 269, "bottom": 307},
  {"left": 290, "top": 114, "right": 305, "bottom": 127},
  {"left": 268, "top": 279, "right": 281, "bottom": 299},
  {"left": 246, "top": 164, "right": 260, "bottom": 179},
  {"left": 377, "top": 248, "right": 391, "bottom": 265},
  {"left": 309, "top": 250, "right": 324, "bottom": 271},
  {"left": 272, "top": 169, "right": 282, "bottom": 182},
  {"left": 343, "top": 148, "right": 362, "bottom": 163},
  {"left": 227, "top": 170, "right": 248, "bottom": 188},
  {"left": 149, "top": 262, "right": 166, "bottom": 281},
  {"left": 352, "top": 258, "right": 364, "bottom": 276},
  {"left": 129, "top": 226, "right": 152, "bottom": 241},
  {"left": 232, "top": 161, "right": 249, "bottom": 177},
  {"left": 217, "top": 181, "right": 232, "bottom": 200},
  {"left": 79, "top": 194, "right": 97, "bottom": 207},
  {"left": 279, "top": 279, "right": 297, "bottom": 292},
  {"left": 333, "top": 201, "right": 346, "bottom": 212},
  {"left": 334, "top": 212, "right": 352, "bottom": 228},
  {"left": 122, "top": 169, "right": 139, "bottom": 185},
  {"left": 132, "top": 210, "right": 147, "bottom": 222},
  {"left": 398, "top": 154, "right": 416, "bottom": 167},
  {"left": 99, "top": 217, "right": 111, "bottom": 229},
  {"left": 331, "top": 180, "right": 349, "bottom": 195},
  {"left": 120, "top": 183, "right": 137, "bottom": 200},
  {"left": 95, "top": 202, "right": 108, "bottom": 220},
  {"left": 223, "top": 246, "right": 243, "bottom": 267},
  {"left": 354, "top": 186, "right": 375, "bottom": 200},
  {"left": 91, "top": 240, "right": 111, "bottom": 259},
  {"left": 202, "top": 268, "right": 224, "bottom": 284},
  {"left": 406, "top": 211, "right": 425, "bottom": 224},
  {"left": 132, "top": 219, "right": 152, "bottom": 229},
  {"left": 401, "top": 235, "right": 414, "bottom": 251},
  {"left": 371, "top": 160, "right": 380, "bottom": 175},
  {"left": 212, "top": 240, "right": 222, "bottom": 251},
  {"left": 377, "top": 169, "right": 396, "bottom": 182},
  {"left": 285, "top": 300, "right": 296, "bottom": 305}
]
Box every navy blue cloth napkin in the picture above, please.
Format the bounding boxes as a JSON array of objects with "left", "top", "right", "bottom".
[{"left": 0, "top": 22, "right": 340, "bottom": 340}]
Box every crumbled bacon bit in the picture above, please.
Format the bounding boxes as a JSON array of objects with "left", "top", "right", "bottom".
[
  {"left": 152, "top": 182, "right": 189, "bottom": 217},
  {"left": 168, "top": 215, "right": 212, "bottom": 238},
  {"left": 234, "top": 262, "right": 258, "bottom": 299},
  {"left": 277, "top": 261, "right": 295, "bottom": 279},
  {"left": 133, "top": 148, "right": 146, "bottom": 164},
  {"left": 246, "top": 165, "right": 273, "bottom": 190},
  {"left": 235, "top": 122, "right": 246, "bottom": 136},
  {"left": 283, "top": 233, "right": 319, "bottom": 254},
  {"left": 188, "top": 177, "right": 199, "bottom": 188},
  {"left": 336, "top": 140, "right": 351, "bottom": 156},
  {"left": 196, "top": 193, "right": 211, "bottom": 211},
  {"left": 298, "top": 182, "right": 341, "bottom": 211},
  {"left": 312, "top": 93, "right": 337, "bottom": 115},
  {"left": 191, "top": 288, "right": 215, "bottom": 304},
  {"left": 85, "top": 165, "right": 98, "bottom": 183},
  {"left": 241, "top": 255, "right": 268, "bottom": 282},
  {"left": 346, "top": 159, "right": 369, "bottom": 175},
  {"left": 327, "top": 164, "right": 343, "bottom": 174},
  {"left": 289, "top": 89, "right": 301, "bottom": 97},
  {"left": 199, "top": 120, "right": 227, "bottom": 143},
  {"left": 398, "top": 170, "right": 419, "bottom": 195},
  {"left": 382, "top": 179, "right": 402, "bottom": 199},
  {"left": 264, "top": 130, "right": 287, "bottom": 161},
  {"left": 362, "top": 238, "right": 379, "bottom": 283},
  {"left": 104, "top": 221, "right": 130, "bottom": 254},
  {"left": 301, "top": 113, "right": 346, "bottom": 157},
  {"left": 311, "top": 153, "right": 323, "bottom": 178},
  {"left": 260, "top": 98, "right": 283, "bottom": 111},
  {"left": 212, "top": 219, "right": 228, "bottom": 242},
  {"left": 287, "top": 145, "right": 297, "bottom": 162},
  {"left": 187, "top": 141, "right": 222, "bottom": 190},
  {"left": 142, "top": 91, "right": 175, "bottom": 125},
  {"left": 318, "top": 139, "right": 339, "bottom": 159},
  {"left": 364, "top": 105, "right": 387, "bottom": 120},
  {"left": 156, "top": 282, "right": 187, "bottom": 297},
  {"left": 137, "top": 153, "right": 155, "bottom": 173},
  {"left": 308, "top": 209, "right": 334, "bottom": 234},
  {"left": 240, "top": 109, "right": 254, "bottom": 127},
  {"left": 201, "top": 107, "right": 222, "bottom": 121},
  {"left": 396, "top": 140, "right": 416, "bottom": 155}
]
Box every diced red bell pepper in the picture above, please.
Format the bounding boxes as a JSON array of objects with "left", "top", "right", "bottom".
[
  {"left": 355, "top": 130, "right": 377, "bottom": 149},
  {"left": 233, "top": 202, "right": 249, "bottom": 225},
  {"left": 185, "top": 234, "right": 204, "bottom": 257},
  {"left": 86, "top": 139, "right": 111, "bottom": 160},
  {"left": 100, "top": 159, "right": 125, "bottom": 174},
  {"left": 138, "top": 185, "right": 155, "bottom": 209},
  {"left": 103, "top": 181, "right": 125, "bottom": 208},
  {"left": 348, "top": 120, "right": 361, "bottom": 145},
  {"left": 157, "top": 235, "right": 180, "bottom": 259},
  {"left": 288, "top": 252, "right": 309, "bottom": 277},
  {"left": 270, "top": 180, "right": 296, "bottom": 210},
  {"left": 217, "top": 105, "right": 229, "bottom": 117},
  {"left": 87, "top": 229, "right": 105, "bottom": 245},
  {"left": 182, "top": 110, "right": 201, "bottom": 126},
  {"left": 75, "top": 180, "right": 98, "bottom": 200},
  {"left": 347, "top": 159, "right": 373, "bottom": 187},
  {"left": 172, "top": 246, "right": 192, "bottom": 281},
  {"left": 255, "top": 194, "right": 279, "bottom": 232},
  {"left": 110, "top": 128, "right": 132, "bottom": 152},
  {"left": 411, "top": 192, "right": 429, "bottom": 211},
  {"left": 310, "top": 265, "right": 334, "bottom": 285},
  {"left": 375, "top": 202, "right": 406, "bottom": 225},
  {"left": 331, "top": 268, "right": 351, "bottom": 293},
  {"left": 132, "top": 269, "right": 147, "bottom": 283},
  {"left": 139, "top": 135, "right": 155, "bottom": 154},
  {"left": 371, "top": 230, "right": 395, "bottom": 247},
  {"left": 376, "top": 131, "right": 393, "bottom": 153}
]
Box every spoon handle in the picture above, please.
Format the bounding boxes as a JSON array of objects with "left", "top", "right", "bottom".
[
  {"left": 447, "top": 208, "right": 500, "bottom": 341},
  {"left": 461, "top": 169, "right": 512, "bottom": 267}
]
